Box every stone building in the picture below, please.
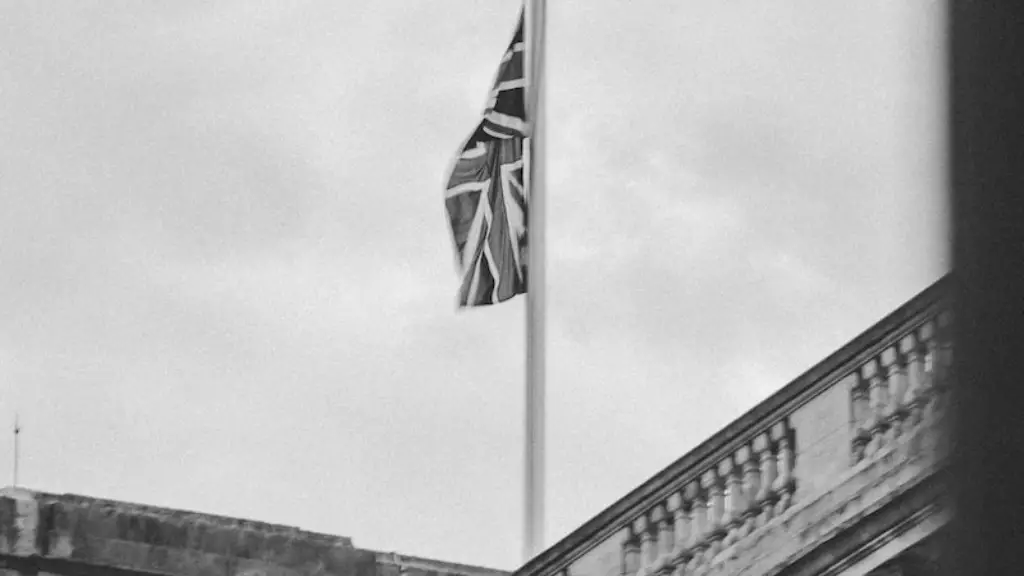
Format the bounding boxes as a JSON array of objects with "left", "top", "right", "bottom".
[
  {"left": 515, "top": 277, "right": 951, "bottom": 576},
  {"left": 1, "top": 276, "right": 951, "bottom": 576},
  {"left": 0, "top": 488, "right": 509, "bottom": 576}
]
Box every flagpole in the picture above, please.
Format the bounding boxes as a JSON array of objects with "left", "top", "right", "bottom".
[
  {"left": 524, "top": 0, "right": 547, "bottom": 563},
  {"left": 13, "top": 413, "right": 20, "bottom": 487}
]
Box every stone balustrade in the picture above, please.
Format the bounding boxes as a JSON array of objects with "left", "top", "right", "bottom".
[
  {"left": 623, "top": 419, "right": 796, "bottom": 576},
  {"left": 515, "top": 277, "right": 952, "bottom": 576},
  {"left": 850, "top": 309, "right": 953, "bottom": 464}
]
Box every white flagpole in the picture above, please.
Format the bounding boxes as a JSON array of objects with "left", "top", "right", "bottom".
[{"left": 524, "top": 0, "right": 547, "bottom": 563}]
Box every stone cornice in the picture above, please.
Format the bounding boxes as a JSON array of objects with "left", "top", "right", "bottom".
[{"left": 515, "top": 274, "right": 952, "bottom": 576}]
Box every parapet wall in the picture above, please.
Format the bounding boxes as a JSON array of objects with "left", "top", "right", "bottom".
[{"left": 0, "top": 490, "right": 508, "bottom": 576}]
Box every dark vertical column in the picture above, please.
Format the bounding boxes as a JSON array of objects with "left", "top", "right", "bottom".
[{"left": 948, "top": 1, "right": 1024, "bottom": 575}]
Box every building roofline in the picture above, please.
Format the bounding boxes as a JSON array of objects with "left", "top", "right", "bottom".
[
  {"left": 515, "top": 273, "right": 953, "bottom": 576},
  {"left": 0, "top": 487, "right": 511, "bottom": 575},
  {"left": 0, "top": 487, "right": 352, "bottom": 546}
]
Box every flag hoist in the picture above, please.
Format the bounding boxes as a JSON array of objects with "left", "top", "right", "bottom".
[{"left": 442, "top": 0, "right": 548, "bottom": 562}]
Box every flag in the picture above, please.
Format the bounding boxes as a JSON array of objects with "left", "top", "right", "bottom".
[{"left": 445, "top": 12, "right": 529, "bottom": 308}]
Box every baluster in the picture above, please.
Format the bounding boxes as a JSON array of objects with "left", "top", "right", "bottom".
[
  {"left": 850, "top": 371, "right": 870, "bottom": 464},
  {"left": 938, "top": 308, "right": 952, "bottom": 338},
  {"left": 623, "top": 525, "right": 641, "bottom": 576},
  {"left": 920, "top": 321, "right": 936, "bottom": 385},
  {"left": 903, "top": 331, "right": 926, "bottom": 428},
  {"left": 685, "top": 481, "right": 706, "bottom": 571},
  {"left": 884, "top": 345, "right": 908, "bottom": 441},
  {"left": 936, "top": 312, "right": 954, "bottom": 387},
  {"left": 653, "top": 504, "right": 672, "bottom": 572},
  {"left": 771, "top": 421, "right": 795, "bottom": 514},
  {"left": 860, "top": 363, "right": 878, "bottom": 457},
  {"left": 922, "top": 325, "right": 940, "bottom": 423},
  {"left": 635, "top": 514, "right": 654, "bottom": 576},
  {"left": 866, "top": 359, "right": 889, "bottom": 455},
  {"left": 738, "top": 445, "right": 759, "bottom": 537},
  {"left": 702, "top": 469, "right": 725, "bottom": 558},
  {"left": 753, "top": 432, "right": 777, "bottom": 526},
  {"left": 930, "top": 312, "right": 953, "bottom": 420},
  {"left": 670, "top": 490, "right": 691, "bottom": 564},
  {"left": 720, "top": 456, "right": 744, "bottom": 546}
]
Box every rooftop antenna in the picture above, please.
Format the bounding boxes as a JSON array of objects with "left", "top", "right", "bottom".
[{"left": 13, "top": 413, "right": 20, "bottom": 487}]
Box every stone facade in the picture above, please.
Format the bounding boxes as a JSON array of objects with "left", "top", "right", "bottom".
[
  {"left": 515, "top": 277, "right": 952, "bottom": 576},
  {"left": 0, "top": 489, "right": 508, "bottom": 576}
]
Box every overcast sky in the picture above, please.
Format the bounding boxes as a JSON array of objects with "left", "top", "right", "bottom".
[{"left": 1, "top": 0, "right": 946, "bottom": 570}]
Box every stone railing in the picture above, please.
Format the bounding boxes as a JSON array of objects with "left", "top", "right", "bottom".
[
  {"left": 623, "top": 419, "right": 796, "bottom": 576},
  {"left": 849, "top": 308, "right": 953, "bottom": 464},
  {"left": 514, "top": 276, "right": 951, "bottom": 576}
]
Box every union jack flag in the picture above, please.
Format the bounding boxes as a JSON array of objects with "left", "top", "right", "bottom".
[{"left": 445, "top": 12, "right": 529, "bottom": 308}]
